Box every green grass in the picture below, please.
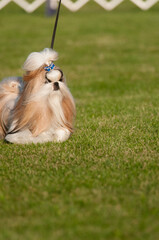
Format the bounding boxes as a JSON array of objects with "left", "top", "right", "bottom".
[{"left": 0, "top": 1, "right": 159, "bottom": 240}]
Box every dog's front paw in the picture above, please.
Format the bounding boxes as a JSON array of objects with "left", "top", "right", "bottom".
[
  {"left": 5, "top": 134, "right": 15, "bottom": 143},
  {"left": 54, "top": 128, "right": 71, "bottom": 142},
  {"left": 5, "top": 130, "right": 32, "bottom": 144},
  {"left": 5, "top": 133, "right": 22, "bottom": 144}
]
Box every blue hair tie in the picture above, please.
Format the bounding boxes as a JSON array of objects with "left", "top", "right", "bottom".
[{"left": 44, "top": 62, "right": 55, "bottom": 72}]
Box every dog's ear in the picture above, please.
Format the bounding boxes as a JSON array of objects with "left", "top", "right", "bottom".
[{"left": 23, "top": 66, "right": 45, "bottom": 82}]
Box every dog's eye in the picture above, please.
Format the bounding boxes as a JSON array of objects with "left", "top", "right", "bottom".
[
  {"left": 45, "top": 74, "right": 52, "bottom": 84},
  {"left": 59, "top": 76, "right": 65, "bottom": 82},
  {"left": 45, "top": 79, "right": 52, "bottom": 84}
]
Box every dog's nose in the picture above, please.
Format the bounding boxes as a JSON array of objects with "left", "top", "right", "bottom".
[{"left": 54, "top": 82, "right": 59, "bottom": 91}]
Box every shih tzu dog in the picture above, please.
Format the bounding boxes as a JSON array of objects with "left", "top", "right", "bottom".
[{"left": 0, "top": 48, "right": 75, "bottom": 144}]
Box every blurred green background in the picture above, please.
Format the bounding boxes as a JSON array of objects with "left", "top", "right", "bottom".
[{"left": 0, "top": 1, "right": 159, "bottom": 240}]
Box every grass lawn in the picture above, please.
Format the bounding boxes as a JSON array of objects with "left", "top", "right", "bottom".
[{"left": 0, "top": 1, "right": 159, "bottom": 240}]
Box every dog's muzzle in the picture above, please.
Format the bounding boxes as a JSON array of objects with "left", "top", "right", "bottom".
[{"left": 54, "top": 82, "right": 59, "bottom": 91}]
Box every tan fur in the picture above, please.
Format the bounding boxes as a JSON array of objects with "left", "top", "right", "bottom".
[
  {"left": 62, "top": 96, "right": 76, "bottom": 132},
  {"left": 0, "top": 103, "right": 6, "bottom": 138},
  {"left": 1, "top": 82, "right": 20, "bottom": 95},
  {"left": 23, "top": 65, "right": 46, "bottom": 82},
  {"left": 0, "top": 80, "right": 20, "bottom": 138},
  {"left": 11, "top": 68, "right": 53, "bottom": 136},
  {"left": 14, "top": 101, "right": 53, "bottom": 137},
  {"left": 28, "top": 103, "right": 53, "bottom": 136},
  {"left": 0, "top": 101, "right": 7, "bottom": 137}
]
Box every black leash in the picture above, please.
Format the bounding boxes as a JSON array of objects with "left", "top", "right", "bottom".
[{"left": 50, "top": 0, "right": 62, "bottom": 49}]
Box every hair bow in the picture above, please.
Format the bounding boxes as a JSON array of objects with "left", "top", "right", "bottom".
[{"left": 44, "top": 62, "right": 55, "bottom": 72}]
